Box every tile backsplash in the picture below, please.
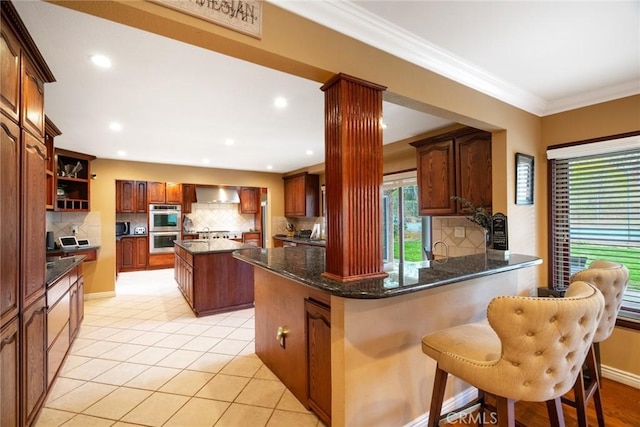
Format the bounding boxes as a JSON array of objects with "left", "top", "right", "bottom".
[
  {"left": 46, "top": 211, "right": 102, "bottom": 246},
  {"left": 431, "top": 216, "right": 487, "bottom": 257},
  {"left": 184, "top": 203, "right": 255, "bottom": 232}
]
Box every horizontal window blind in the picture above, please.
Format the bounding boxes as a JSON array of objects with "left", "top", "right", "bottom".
[{"left": 550, "top": 148, "right": 640, "bottom": 317}]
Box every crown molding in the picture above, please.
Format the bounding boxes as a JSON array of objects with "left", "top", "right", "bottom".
[{"left": 270, "top": 0, "right": 639, "bottom": 117}]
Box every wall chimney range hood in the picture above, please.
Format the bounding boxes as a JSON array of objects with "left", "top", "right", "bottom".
[{"left": 195, "top": 186, "right": 240, "bottom": 203}]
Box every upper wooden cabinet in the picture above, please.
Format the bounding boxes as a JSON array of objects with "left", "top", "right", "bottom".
[
  {"left": 239, "top": 187, "right": 259, "bottom": 214},
  {"left": 411, "top": 128, "right": 492, "bottom": 216},
  {"left": 1, "top": 18, "right": 21, "bottom": 122},
  {"left": 0, "top": 114, "right": 20, "bottom": 328},
  {"left": 284, "top": 173, "right": 319, "bottom": 217},
  {"left": 44, "top": 117, "right": 61, "bottom": 211},
  {"left": 116, "top": 180, "right": 147, "bottom": 213},
  {"left": 21, "top": 56, "right": 46, "bottom": 138},
  {"left": 182, "top": 183, "right": 197, "bottom": 213},
  {"left": 55, "top": 148, "right": 95, "bottom": 212},
  {"left": 147, "top": 181, "right": 182, "bottom": 204}
]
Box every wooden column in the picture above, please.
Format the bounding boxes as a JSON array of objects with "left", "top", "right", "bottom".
[{"left": 321, "top": 73, "right": 387, "bottom": 282}]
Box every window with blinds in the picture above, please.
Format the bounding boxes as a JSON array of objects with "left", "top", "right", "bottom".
[{"left": 549, "top": 147, "right": 640, "bottom": 320}]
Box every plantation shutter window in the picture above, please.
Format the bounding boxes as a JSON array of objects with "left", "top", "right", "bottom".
[{"left": 548, "top": 135, "right": 640, "bottom": 321}]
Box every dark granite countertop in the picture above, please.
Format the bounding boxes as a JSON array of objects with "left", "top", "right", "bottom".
[
  {"left": 273, "top": 235, "right": 326, "bottom": 247},
  {"left": 233, "top": 247, "right": 542, "bottom": 299},
  {"left": 46, "top": 255, "right": 85, "bottom": 286},
  {"left": 175, "top": 239, "right": 258, "bottom": 254}
]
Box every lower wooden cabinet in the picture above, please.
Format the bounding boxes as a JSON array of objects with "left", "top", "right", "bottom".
[
  {"left": 22, "top": 295, "right": 47, "bottom": 427},
  {"left": 305, "top": 299, "right": 331, "bottom": 426},
  {"left": 254, "top": 268, "right": 331, "bottom": 424},
  {"left": 243, "top": 232, "right": 261, "bottom": 247},
  {"left": 119, "top": 237, "right": 148, "bottom": 271},
  {"left": 1, "top": 317, "right": 20, "bottom": 427}
]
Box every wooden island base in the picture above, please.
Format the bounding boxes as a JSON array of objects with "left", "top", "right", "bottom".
[{"left": 174, "top": 240, "right": 255, "bottom": 317}]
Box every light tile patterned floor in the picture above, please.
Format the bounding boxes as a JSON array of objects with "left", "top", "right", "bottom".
[{"left": 35, "top": 269, "right": 323, "bottom": 427}]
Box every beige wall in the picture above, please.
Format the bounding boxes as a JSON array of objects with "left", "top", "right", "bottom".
[
  {"left": 54, "top": 0, "right": 638, "bottom": 381},
  {"left": 541, "top": 94, "right": 640, "bottom": 379},
  {"left": 86, "top": 159, "right": 284, "bottom": 296}
]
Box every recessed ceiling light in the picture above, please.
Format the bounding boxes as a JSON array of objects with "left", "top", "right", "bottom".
[
  {"left": 109, "top": 122, "right": 122, "bottom": 131},
  {"left": 91, "top": 54, "right": 112, "bottom": 68},
  {"left": 274, "top": 97, "right": 287, "bottom": 108},
  {"left": 380, "top": 121, "right": 388, "bottom": 129},
  {"left": 266, "top": 165, "right": 274, "bottom": 170},
  {"left": 117, "top": 150, "right": 126, "bottom": 157},
  {"left": 305, "top": 150, "right": 313, "bottom": 155},
  {"left": 202, "top": 158, "right": 210, "bottom": 164},
  {"left": 225, "top": 138, "right": 235, "bottom": 146}
]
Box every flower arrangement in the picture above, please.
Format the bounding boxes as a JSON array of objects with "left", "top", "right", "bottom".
[{"left": 450, "top": 196, "right": 492, "bottom": 232}]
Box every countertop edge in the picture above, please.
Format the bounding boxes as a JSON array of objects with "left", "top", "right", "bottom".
[
  {"left": 46, "top": 255, "right": 86, "bottom": 286},
  {"left": 233, "top": 249, "right": 542, "bottom": 299}
]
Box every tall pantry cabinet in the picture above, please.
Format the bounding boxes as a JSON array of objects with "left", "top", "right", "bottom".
[{"left": 1, "top": 2, "right": 56, "bottom": 426}]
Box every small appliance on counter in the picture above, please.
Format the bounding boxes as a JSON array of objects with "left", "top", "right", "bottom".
[
  {"left": 183, "top": 215, "right": 194, "bottom": 233},
  {"left": 133, "top": 226, "right": 146, "bottom": 235},
  {"left": 116, "top": 221, "right": 130, "bottom": 236}
]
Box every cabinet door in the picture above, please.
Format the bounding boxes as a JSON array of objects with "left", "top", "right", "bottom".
[
  {"left": 239, "top": 187, "right": 259, "bottom": 214},
  {"left": 0, "top": 17, "right": 21, "bottom": 122},
  {"left": 134, "top": 237, "right": 148, "bottom": 270},
  {"left": 21, "top": 130, "right": 46, "bottom": 307},
  {"left": 305, "top": 299, "right": 331, "bottom": 426},
  {"left": 416, "top": 140, "right": 456, "bottom": 215},
  {"left": 77, "top": 275, "right": 84, "bottom": 325},
  {"left": 147, "top": 181, "right": 165, "bottom": 204},
  {"left": 116, "top": 239, "right": 122, "bottom": 274},
  {"left": 21, "top": 57, "right": 45, "bottom": 139},
  {"left": 120, "top": 238, "right": 135, "bottom": 271},
  {"left": 116, "top": 180, "right": 135, "bottom": 213},
  {"left": 456, "top": 131, "right": 492, "bottom": 212},
  {"left": 182, "top": 184, "right": 196, "bottom": 214},
  {"left": 69, "top": 282, "right": 79, "bottom": 340},
  {"left": 135, "top": 181, "right": 147, "bottom": 212},
  {"left": 284, "top": 175, "right": 305, "bottom": 217},
  {"left": 21, "top": 296, "right": 47, "bottom": 427},
  {"left": 1, "top": 317, "right": 20, "bottom": 427},
  {"left": 165, "top": 182, "right": 182, "bottom": 204},
  {"left": 1, "top": 115, "right": 20, "bottom": 327}
]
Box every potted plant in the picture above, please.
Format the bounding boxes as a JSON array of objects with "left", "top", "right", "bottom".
[{"left": 451, "top": 196, "right": 492, "bottom": 248}]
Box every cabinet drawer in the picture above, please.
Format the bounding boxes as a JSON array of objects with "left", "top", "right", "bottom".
[
  {"left": 47, "top": 294, "right": 70, "bottom": 348},
  {"left": 47, "top": 273, "right": 70, "bottom": 307},
  {"left": 47, "top": 324, "right": 70, "bottom": 386}
]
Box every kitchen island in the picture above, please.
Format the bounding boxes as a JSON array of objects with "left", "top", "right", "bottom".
[
  {"left": 233, "top": 247, "right": 542, "bottom": 427},
  {"left": 174, "top": 239, "right": 258, "bottom": 317}
]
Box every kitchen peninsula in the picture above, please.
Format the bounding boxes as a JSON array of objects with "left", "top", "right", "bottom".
[
  {"left": 173, "top": 239, "right": 258, "bottom": 316},
  {"left": 233, "top": 247, "right": 541, "bottom": 427}
]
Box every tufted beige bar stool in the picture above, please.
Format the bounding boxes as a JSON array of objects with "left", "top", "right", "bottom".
[
  {"left": 565, "top": 260, "right": 629, "bottom": 427},
  {"left": 422, "top": 281, "right": 604, "bottom": 427}
]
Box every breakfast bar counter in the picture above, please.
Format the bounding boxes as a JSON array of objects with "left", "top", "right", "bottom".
[
  {"left": 233, "top": 247, "right": 541, "bottom": 299},
  {"left": 233, "top": 247, "right": 542, "bottom": 427}
]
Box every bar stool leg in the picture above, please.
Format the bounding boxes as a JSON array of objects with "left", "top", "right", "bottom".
[
  {"left": 585, "top": 346, "right": 605, "bottom": 427},
  {"left": 573, "top": 369, "right": 589, "bottom": 427},
  {"left": 428, "top": 366, "right": 448, "bottom": 427},
  {"left": 546, "top": 397, "right": 566, "bottom": 427},
  {"left": 495, "top": 396, "right": 515, "bottom": 427}
]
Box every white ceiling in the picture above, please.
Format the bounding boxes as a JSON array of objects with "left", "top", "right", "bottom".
[{"left": 13, "top": 1, "right": 639, "bottom": 174}]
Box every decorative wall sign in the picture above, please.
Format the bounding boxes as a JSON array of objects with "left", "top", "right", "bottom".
[
  {"left": 515, "top": 152, "right": 534, "bottom": 205},
  {"left": 150, "top": 0, "right": 262, "bottom": 39},
  {"left": 491, "top": 213, "right": 509, "bottom": 251}
]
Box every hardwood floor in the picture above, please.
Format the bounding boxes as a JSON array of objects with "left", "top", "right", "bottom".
[{"left": 442, "top": 378, "right": 640, "bottom": 426}]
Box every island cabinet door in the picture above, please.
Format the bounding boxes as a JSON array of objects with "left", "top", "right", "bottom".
[
  {"left": 254, "top": 268, "right": 309, "bottom": 406},
  {"left": 305, "top": 299, "right": 331, "bottom": 426}
]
